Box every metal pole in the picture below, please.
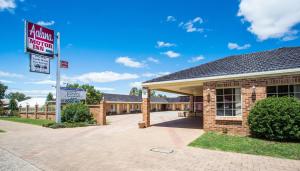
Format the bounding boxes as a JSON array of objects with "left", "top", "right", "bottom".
[{"left": 55, "top": 32, "right": 61, "bottom": 123}]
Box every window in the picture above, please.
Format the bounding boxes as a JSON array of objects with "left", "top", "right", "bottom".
[
  {"left": 267, "top": 85, "right": 300, "bottom": 99},
  {"left": 216, "top": 88, "right": 242, "bottom": 117}
]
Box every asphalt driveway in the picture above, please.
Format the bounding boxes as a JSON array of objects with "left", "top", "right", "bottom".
[{"left": 0, "top": 111, "right": 299, "bottom": 171}]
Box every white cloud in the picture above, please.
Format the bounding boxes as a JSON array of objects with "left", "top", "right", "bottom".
[
  {"left": 166, "top": 16, "right": 176, "bottom": 22},
  {"left": 142, "top": 72, "right": 170, "bottom": 78},
  {"left": 115, "top": 56, "right": 144, "bottom": 68},
  {"left": 26, "top": 79, "right": 56, "bottom": 85},
  {"left": 180, "top": 17, "right": 204, "bottom": 33},
  {"left": 37, "top": 20, "right": 55, "bottom": 26},
  {"left": 188, "top": 55, "right": 205, "bottom": 63},
  {"left": 238, "top": 0, "right": 300, "bottom": 41},
  {"left": 0, "top": 70, "right": 23, "bottom": 78},
  {"left": 129, "top": 81, "right": 142, "bottom": 88},
  {"left": 94, "top": 87, "right": 115, "bottom": 92},
  {"left": 0, "top": 79, "right": 13, "bottom": 83},
  {"left": 0, "top": 0, "right": 16, "bottom": 11},
  {"left": 228, "top": 42, "right": 251, "bottom": 50},
  {"left": 156, "top": 41, "right": 176, "bottom": 48},
  {"left": 63, "top": 71, "right": 139, "bottom": 84},
  {"left": 147, "top": 57, "right": 159, "bottom": 63},
  {"left": 161, "top": 51, "right": 180, "bottom": 58}
]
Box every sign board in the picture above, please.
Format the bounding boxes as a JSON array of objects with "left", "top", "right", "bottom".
[
  {"left": 30, "top": 54, "right": 50, "bottom": 74},
  {"left": 60, "top": 60, "right": 68, "bottom": 68},
  {"left": 60, "top": 87, "right": 86, "bottom": 103},
  {"left": 25, "top": 21, "right": 55, "bottom": 58},
  {"left": 142, "top": 88, "right": 149, "bottom": 99}
]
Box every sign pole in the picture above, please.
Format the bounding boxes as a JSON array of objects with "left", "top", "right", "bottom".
[{"left": 55, "top": 32, "right": 61, "bottom": 123}]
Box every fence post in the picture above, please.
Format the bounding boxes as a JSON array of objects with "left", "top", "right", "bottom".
[
  {"left": 26, "top": 105, "right": 29, "bottom": 118},
  {"left": 45, "top": 104, "right": 48, "bottom": 119},
  {"left": 34, "top": 104, "right": 38, "bottom": 119}
]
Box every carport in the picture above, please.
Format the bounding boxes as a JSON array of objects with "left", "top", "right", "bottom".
[{"left": 141, "top": 80, "right": 205, "bottom": 129}]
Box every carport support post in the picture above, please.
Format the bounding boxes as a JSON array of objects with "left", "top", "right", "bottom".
[
  {"left": 189, "top": 96, "right": 194, "bottom": 113},
  {"left": 97, "top": 100, "right": 106, "bottom": 125},
  {"left": 142, "top": 88, "right": 150, "bottom": 127}
]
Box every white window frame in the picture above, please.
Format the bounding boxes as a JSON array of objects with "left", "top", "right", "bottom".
[
  {"left": 267, "top": 84, "right": 300, "bottom": 99},
  {"left": 215, "top": 87, "right": 243, "bottom": 118}
]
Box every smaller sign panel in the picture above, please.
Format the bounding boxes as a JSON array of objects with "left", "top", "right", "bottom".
[
  {"left": 25, "top": 21, "right": 55, "bottom": 57},
  {"left": 142, "top": 88, "right": 149, "bottom": 99},
  {"left": 60, "top": 60, "right": 69, "bottom": 68},
  {"left": 61, "top": 87, "right": 86, "bottom": 103},
  {"left": 30, "top": 54, "right": 50, "bottom": 74}
]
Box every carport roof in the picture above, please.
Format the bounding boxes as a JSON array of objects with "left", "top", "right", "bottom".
[
  {"left": 144, "top": 47, "right": 300, "bottom": 83},
  {"left": 102, "top": 93, "right": 189, "bottom": 103}
]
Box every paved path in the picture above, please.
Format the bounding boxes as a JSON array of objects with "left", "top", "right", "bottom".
[{"left": 0, "top": 111, "right": 299, "bottom": 171}]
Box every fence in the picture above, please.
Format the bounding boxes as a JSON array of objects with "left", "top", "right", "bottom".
[{"left": 19, "top": 104, "right": 101, "bottom": 122}]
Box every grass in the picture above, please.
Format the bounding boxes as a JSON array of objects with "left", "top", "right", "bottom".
[
  {"left": 0, "top": 117, "right": 54, "bottom": 126},
  {"left": 189, "top": 132, "right": 300, "bottom": 160}
]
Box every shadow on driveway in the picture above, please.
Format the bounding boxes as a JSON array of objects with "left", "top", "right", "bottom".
[{"left": 151, "top": 116, "right": 203, "bottom": 129}]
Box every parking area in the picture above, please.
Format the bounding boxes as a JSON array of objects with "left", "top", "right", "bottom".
[{"left": 0, "top": 111, "right": 299, "bottom": 171}]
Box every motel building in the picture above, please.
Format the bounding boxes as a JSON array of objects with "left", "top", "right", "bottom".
[
  {"left": 140, "top": 47, "right": 300, "bottom": 135},
  {"left": 101, "top": 93, "right": 192, "bottom": 115}
]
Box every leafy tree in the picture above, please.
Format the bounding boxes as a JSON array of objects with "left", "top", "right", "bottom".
[
  {"left": 66, "top": 84, "right": 102, "bottom": 104},
  {"left": 0, "top": 83, "right": 7, "bottom": 115},
  {"left": 46, "top": 92, "right": 54, "bottom": 101},
  {"left": 129, "top": 87, "right": 141, "bottom": 96},
  {"left": 6, "top": 92, "right": 30, "bottom": 101},
  {"left": 0, "top": 83, "right": 7, "bottom": 99},
  {"left": 8, "top": 98, "right": 18, "bottom": 111}
]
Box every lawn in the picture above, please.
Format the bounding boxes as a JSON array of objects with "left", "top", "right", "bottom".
[
  {"left": 189, "top": 132, "right": 300, "bottom": 160},
  {"left": 0, "top": 117, "right": 54, "bottom": 126}
]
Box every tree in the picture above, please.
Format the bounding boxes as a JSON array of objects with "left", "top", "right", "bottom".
[
  {"left": 46, "top": 93, "right": 54, "bottom": 101},
  {"left": 129, "top": 87, "right": 139, "bottom": 96},
  {"left": 0, "top": 83, "right": 7, "bottom": 115},
  {"left": 66, "top": 84, "right": 102, "bottom": 104},
  {"left": 0, "top": 83, "right": 7, "bottom": 99},
  {"left": 8, "top": 98, "right": 18, "bottom": 111},
  {"left": 6, "top": 92, "right": 30, "bottom": 101}
]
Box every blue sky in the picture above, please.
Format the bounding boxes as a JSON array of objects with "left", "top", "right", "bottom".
[{"left": 0, "top": 0, "right": 300, "bottom": 97}]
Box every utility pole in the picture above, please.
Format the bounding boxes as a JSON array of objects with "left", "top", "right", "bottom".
[{"left": 55, "top": 32, "right": 61, "bottom": 123}]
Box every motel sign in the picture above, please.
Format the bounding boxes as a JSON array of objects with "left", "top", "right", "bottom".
[{"left": 25, "top": 21, "right": 55, "bottom": 58}]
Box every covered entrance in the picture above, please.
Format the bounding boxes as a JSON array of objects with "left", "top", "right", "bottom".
[{"left": 140, "top": 81, "right": 205, "bottom": 129}]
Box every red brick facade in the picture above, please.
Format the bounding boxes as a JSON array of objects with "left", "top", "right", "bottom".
[{"left": 203, "top": 74, "right": 300, "bottom": 135}]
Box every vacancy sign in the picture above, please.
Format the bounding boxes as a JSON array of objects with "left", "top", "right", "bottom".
[
  {"left": 25, "top": 21, "right": 55, "bottom": 58},
  {"left": 30, "top": 54, "right": 50, "bottom": 74},
  {"left": 60, "top": 60, "right": 69, "bottom": 68}
]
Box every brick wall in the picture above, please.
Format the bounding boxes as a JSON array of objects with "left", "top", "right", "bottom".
[{"left": 203, "top": 74, "right": 300, "bottom": 136}]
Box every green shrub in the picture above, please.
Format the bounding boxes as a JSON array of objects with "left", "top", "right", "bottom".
[
  {"left": 248, "top": 97, "right": 300, "bottom": 141},
  {"left": 62, "top": 103, "right": 93, "bottom": 123},
  {"left": 43, "top": 122, "right": 92, "bottom": 129}
]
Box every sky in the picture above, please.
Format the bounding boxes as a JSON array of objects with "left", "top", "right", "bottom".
[{"left": 0, "top": 0, "right": 300, "bottom": 98}]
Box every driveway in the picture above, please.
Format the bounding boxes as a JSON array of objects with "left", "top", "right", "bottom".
[{"left": 0, "top": 111, "right": 299, "bottom": 171}]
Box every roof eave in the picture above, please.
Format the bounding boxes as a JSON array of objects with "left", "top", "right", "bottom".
[{"left": 142, "top": 68, "right": 300, "bottom": 87}]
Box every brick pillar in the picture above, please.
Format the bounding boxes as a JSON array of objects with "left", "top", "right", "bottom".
[
  {"left": 189, "top": 96, "right": 194, "bottom": 112},
  {"left": 126, "top": 104, "right": 130, "bottom": 113},
  {"left": 116, "top": 104, "right": 120, "bottom": 114},
  {"left": 26, "top": 105, "right": 29, "bottom": 118},
  {"left": 97, "top": 100, "right": 106, "bottom": 125},
  {"left": 45, "top": 104, "right": 49, "bottom": 119},
  {"left": 142, "top": 88, "right": 150, "bottom": 127},
  {"left": 34, "top": 104, "right": 38, "bottom": 119}
]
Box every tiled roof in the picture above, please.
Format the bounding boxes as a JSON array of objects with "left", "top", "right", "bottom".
[
  {"left": 145, "top": 47, "right": 300, "bottom": 83},
  {"left": 102, "top": 93, "right": 189, "bottom": 103}
]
